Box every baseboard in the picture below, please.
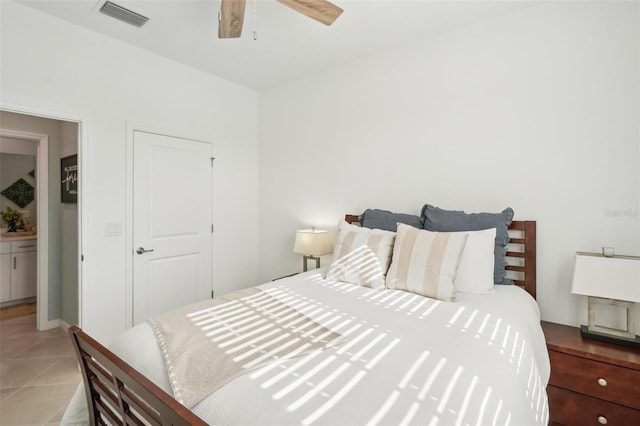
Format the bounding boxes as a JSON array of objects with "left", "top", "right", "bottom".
[
  {"left": 59, "top": 319, "right": 72, "bottom": 332},
  {"left": 39, "top": 318, "right": 61, "bottom": 331},
  {"left": 0, "top": 297, "right": 36, "bottom": 309}
]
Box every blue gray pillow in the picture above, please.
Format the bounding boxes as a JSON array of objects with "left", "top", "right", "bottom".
[
  {"left": 421, "top": 204, "right": 514, "bottom": 285},
  {"left": 359, "top": 209, "right": 423, "bottom": 232}
]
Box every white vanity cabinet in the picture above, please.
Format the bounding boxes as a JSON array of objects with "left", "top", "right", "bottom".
[
  {"left": 0, "top": 242, "right": 10, "bottom": 302},
  {"left": 0, "top": 238, "right": 37, "bottom": 303}
]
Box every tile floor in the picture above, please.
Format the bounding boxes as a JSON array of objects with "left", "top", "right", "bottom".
[{"left": 0, "top": 311, "right": 81, "bottom": 425}]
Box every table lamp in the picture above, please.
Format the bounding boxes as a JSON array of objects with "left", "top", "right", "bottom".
[
  {"left": 294, "top": 227, "right": 333, "bottom": 272},
  {"left": 571, "top": 252, "right": 640, "bottom": 348}
]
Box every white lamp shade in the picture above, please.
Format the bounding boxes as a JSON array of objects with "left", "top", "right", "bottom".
[
  {"left": 571, "top": 253, "right": 640, "bottom": 302},
  {"left": 294, "top": 228, "right": 333, "bottom": 256}
]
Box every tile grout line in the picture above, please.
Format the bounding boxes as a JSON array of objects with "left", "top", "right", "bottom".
[{"left": 0, "top": 310, "right": 81, "bottom": 425}]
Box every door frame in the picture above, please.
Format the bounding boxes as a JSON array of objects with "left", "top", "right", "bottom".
[
  {"left": 0, "top": 129, "right": 50, "bottom": 329},
  {"left": 0, "top": 103, "right": 86, "bottom": 330},
  {"left": 125, "top": 123, "right": 215, "bottom": 327}
]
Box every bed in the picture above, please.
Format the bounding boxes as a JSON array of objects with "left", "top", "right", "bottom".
[{"left": 62, "top": 210, "right": 549, "bottom": 426}]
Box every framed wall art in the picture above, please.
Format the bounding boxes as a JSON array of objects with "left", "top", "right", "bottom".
[{"left": 61, "top": 154, "right": 78, "bottom": 203}]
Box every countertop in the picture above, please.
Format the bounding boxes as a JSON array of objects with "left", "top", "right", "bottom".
[{"left": 0, "top": 234, "right": 37, "bottom": 242}]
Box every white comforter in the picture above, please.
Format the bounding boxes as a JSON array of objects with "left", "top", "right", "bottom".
[{"left": 62, "top": 269, "right": 550, "bottom": 425}]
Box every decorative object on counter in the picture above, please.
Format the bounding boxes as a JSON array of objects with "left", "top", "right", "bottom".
[
  {"left": 61, "top": 154, "right": 78, "bottom": 203},
  {"left": 571, "top": 252, "right": 640, "bottom": 348},
  {"left": 1, "top": 206, "right": 23, "bottom": 233},
  {"left": 294, "top": 227, "right": 333, "bottom": 272},
  {"left": 0, "top": 178, "right": 35, "bottom": 208},
  {"left": 18, "top": 210, "right": 32, "bottom": 232},
  {"left": 20, "top": 220, "right": 34, "bottom": 233}
]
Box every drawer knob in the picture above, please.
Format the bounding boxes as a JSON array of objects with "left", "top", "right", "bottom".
[
  {"left": 597, "top": 415, "right": 608, "bottom": 425},
  {"left": 597, "top": 378, "right": 608, "bottom": 387}
]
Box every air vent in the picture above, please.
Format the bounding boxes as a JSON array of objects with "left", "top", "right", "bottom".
[{"left": 99, "top": 1, "right": 149, "bottom": 27}]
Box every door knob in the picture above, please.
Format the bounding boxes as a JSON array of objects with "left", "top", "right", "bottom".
[{"left": 136, "top": 247, "right": 155, "bottom": 255}]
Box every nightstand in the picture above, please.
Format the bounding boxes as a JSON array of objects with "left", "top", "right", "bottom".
[{"left": 542, "top": 321, "right": 640, "bottom": 425}]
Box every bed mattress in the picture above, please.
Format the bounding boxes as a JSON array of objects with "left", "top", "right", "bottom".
[{"left": 62, "top": 268, "right": 550, "bottom": 425}]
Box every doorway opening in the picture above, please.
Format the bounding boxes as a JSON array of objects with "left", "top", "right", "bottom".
[{"left": 0, "top": 109, "right": 82, "bottom": 330}]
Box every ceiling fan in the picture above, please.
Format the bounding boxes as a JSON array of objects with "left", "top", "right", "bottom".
[{"left": 218, "top": 0, "right": 343, "bottom": 39}]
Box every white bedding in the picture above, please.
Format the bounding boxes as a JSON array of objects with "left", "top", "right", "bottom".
[{"left": 62, "top": 269, "right": 550, "bottom": 425}]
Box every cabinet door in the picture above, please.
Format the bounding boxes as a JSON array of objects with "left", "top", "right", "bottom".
[
  {"left": 11, "top": 251, "right": 37, "bottom": 300},
  {"left": 0, "top": 242, "right": 10, "bottom": 254},
  {"left": 0, "top": 253, "right": 10, "bottom": 302}
]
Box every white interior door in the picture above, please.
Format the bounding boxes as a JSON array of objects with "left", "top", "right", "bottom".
[{"left": 133, "top": 131, "right": 212, "bottom": 324}]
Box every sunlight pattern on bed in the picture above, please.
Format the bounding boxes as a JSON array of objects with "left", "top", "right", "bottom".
[
  {"left": 94, "top": 270, "right": 552, "bottom": 425},
  {"left": 149, "top": 287, "right": 346, "bottom": 407},
  {"left": 193, "top": 274, "right": 550, "bottom": 426}
]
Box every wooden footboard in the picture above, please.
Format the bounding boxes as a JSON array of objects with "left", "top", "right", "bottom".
[{"left": 68, "top": 325, "right": 207, "bottom": 426}]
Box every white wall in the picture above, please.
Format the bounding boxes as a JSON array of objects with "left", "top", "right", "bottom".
[
  {"left": 0, "top": 137, "right": 37, "bottom": 155},
  {"left": 258, "top": 1, "right": 640, "bottom": 329},
  {"left": 1, "top": 1, "right": 260, "bottom": 344},
  {"left": 0, "top": 138, "right": 38, "bottom": 227},
  {"left": 3, "top": 0, "right": 637, "bottom": 341},
  {"left": 0, "top": 152, "right": 37, "bottom": 223}
]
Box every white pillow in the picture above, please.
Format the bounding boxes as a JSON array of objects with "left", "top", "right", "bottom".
[
  {"left": 326, "top": 221, "right": 396, "bottom": 289},
  {"left": 455, "top": 228, "right": 496, "bottom": 294},
  {"left": 386, "top": 224, "right": 468, "bottom": 302}
]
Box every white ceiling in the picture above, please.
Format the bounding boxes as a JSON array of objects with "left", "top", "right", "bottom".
[{"left": 16, "top": 0, "right": 540, "bottom": 90}]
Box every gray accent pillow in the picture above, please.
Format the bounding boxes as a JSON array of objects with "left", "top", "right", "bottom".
[
  {"left": 421, "top": 204, "right": 514, "bottom": 285},
  {"left": 359, "top": 209, "right": 424, "bottom": 232}
]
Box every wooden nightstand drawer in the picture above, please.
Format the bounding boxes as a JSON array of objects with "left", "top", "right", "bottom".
[
  {"left": 543, "top": 321, "right": 640, "bottom": 426},
  {"left": 548, "top": 386, "right": 640, "bottom": 425},
  {"left": 549, "top": 350, "right": 640, "bottom": 410}
]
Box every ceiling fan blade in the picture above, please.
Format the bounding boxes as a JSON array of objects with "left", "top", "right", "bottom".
[
  {"left": 276, "top": 0, "right": 343, "bottom": 26},
  {"left": 219, "top": 0, "right": 246, "bottom": 39}
]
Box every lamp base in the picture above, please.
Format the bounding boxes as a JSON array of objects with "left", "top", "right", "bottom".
[
  {"left": 580, "top": 325, "right": 640, "bottom": 349},
  {"left": 302, "top": 255, "right": 320, "bottom": 272}
]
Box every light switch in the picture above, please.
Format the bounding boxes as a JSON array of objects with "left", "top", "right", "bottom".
[{"left": 105, "top": 222, "right": 122, "bottom": 237}]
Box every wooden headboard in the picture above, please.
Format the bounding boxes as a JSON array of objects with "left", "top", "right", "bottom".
[
  {"left": 505, "top": 220, "right": 537, "bottom": 299},
  {"left": 344, "top": 215, "right": 537, "bottom": 300}
]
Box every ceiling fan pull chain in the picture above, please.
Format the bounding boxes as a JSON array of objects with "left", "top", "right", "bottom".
[{"left": 253, "top": 0, "right": 257, "bottom": 40}]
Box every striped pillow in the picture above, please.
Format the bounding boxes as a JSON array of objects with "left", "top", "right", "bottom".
[
  {"left": 386, "top": 224, "right": 468, "bottom": 301},
  {"left": 326, "top": 221, "right": 396, "bottom": 289}
]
